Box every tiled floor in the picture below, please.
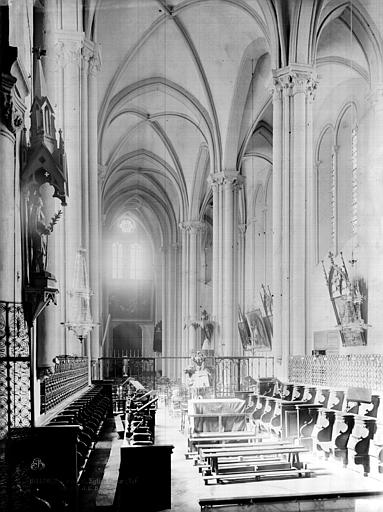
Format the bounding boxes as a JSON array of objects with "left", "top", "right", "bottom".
[{"left": 89, "top": 407, "right": 383, "bottom": 511}]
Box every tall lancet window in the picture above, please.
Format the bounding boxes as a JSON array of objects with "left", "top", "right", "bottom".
[
  {"left": 316, "top": 126, "right": 334, "bottom": 261},
  {"left": 337, "top": 105, "right": 356, "bottom": 251},
  {"left": 129, "top": 243, "right": 145, "bottom": 280},
  {"left": 112, "top": 242, "right": 123, "bottom": 279}
]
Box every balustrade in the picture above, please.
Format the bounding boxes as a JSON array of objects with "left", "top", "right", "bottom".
[
  {"left": 289, "top": 354, "right": 383, "bottom": 393},
  {"left": 40, "top": 356, "right": 89, "bottom": 413}
]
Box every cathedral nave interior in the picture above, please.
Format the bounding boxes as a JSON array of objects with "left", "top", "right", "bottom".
[{"left": 1, "top": 0, "right": 383, "bottom": 511}]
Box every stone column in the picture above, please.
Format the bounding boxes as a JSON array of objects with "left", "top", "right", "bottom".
[
  {"left": 55, "top": 33, "right": 84, "bottom": 355},
  {"left": 80, "top": 42, "right": 90, "bottom": 253},
  {"left": 184, "top": 221, "right": 204, "bottom": 353},
  {"left": 160, "top": 245, "right": 170, "bottom": 374},
  {"left": 31, "top": 2, "right": 65, "bottom": 374},
  {"left": 0, "top": 72, "right": 25, "bottom": 303},
  {"left": 209, "top": 173, "right": 224, "bottom": 351},
  {"left": 209, "top": 172, "right": 243, "bottom": 356},
  {"left": 98, "top": 164, "right": 108, "bottom": 356},
  {"left": 222, "top": 171, "right": 242, "bottom": 356},
  {"left": 238, "top": 223, "right": 246, "bottom": 316},
  {"left": 272, "top": 65, "right": 317, "bottom": 364},
  {"left": 271, "top": 78, "right": 283, "bottom": 364},
  {"left": 210, "top": 177, "right": 219, "bottom": 337},
  {"left": 167, "top": 242, "right": 180, "bottom": 377},
  {"left": 174, "top": 241, "right": 183, "bottom": 373},
  {"left": 33, "top": 0, "right": 65, "bottom": 364},
  {"left": 290, "top": 69, "right": 316, "bottom": 355},
  {"left": 218, "top": 178, "right": 224, "bottom": 340},
  {"left": 87, "top": 42, "right": 101, "bottom": 365},
  {"left": 179, "top": 224, "right": 189, "bottom": 353}
]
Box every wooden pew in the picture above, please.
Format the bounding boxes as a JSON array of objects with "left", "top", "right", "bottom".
[
  {"left": 311, "top": 387, "right": 380, "bottom": 475},
  {"left": 6, "top": 384, "right": 111, "bottom": 512},
  {"left": 187, "top": 430, "right": 258, "bottom": 455},
  {"left": 200, "top": 445, "right": 311, "bottom": 484}
]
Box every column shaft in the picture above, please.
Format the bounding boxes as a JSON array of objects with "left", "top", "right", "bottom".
[
  {"left": 35, "top": 2, "right": 65, "bottom": 371},
  {"left": 272, "top": 66, "right": 317, "bottom": 367},
  {"left": 222, "top": 180, "right": 234, "bottom": 355},
  {"left": 290, "top": 88, "right": 307, "bottom": 355},
  {"left": 180, "top": 226, "right": 188, "bottom": 352},
  {"left": 189, "top": 228, "right": 197, "bottom": 351},
  {"left": 272, "top": 83, "right": 283, "bottom": 362},
  {"left": 88, "top": 45, "right": 101, "bottom": 364},
  {"left": 81, "top": 51, "right": 89, "bottom": 252},
  {"left": 211, "top": 181, "right": 219, "bottom": 330},
  {"left": 0, "top": 126, "right": 17, "bottom": 302}
]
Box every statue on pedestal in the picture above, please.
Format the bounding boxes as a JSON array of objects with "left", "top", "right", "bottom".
[{"left": 30, "top": 193, "right": 50, "bottom": 274}]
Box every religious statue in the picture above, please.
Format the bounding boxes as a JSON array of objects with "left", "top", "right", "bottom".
[
  {"left": 199, "top": 309, "right": 214, "bottom": 349},
  {"left": 28, "top": 190, "right": 62, "bottom": 276},
  {"left": 322, "top": 252, "right": 369, "bottom": 346},
  {"left": 30, "top": 194, "right": 50, "bottom": 274},
  {"left": 190, "top": 351, "right": 211, "bottom": 396}
]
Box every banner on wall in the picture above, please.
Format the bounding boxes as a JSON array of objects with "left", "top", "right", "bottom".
[{"left": 153, "top": 320, "right": 162, "bottom": 353}]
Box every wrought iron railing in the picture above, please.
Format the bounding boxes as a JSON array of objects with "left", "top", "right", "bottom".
[
  {"left": 289, "top": 354, "right": 383, "bottom": 392},
  {"left": 40, "top": 356, "right": 89, "bottom": 413},
  {"left": 0, "top": 301, "right": 31, "bottom": 440},
  {"left": 213, "top": 356, "right": 274, "bottom": 396},
  {"left": 97, "top": 357, "right": 156, "bottom": 390},
  {"left": 95, "top": 355, "right": 274, "bottom": 397}
]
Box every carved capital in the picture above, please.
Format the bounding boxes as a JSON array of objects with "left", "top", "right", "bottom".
[
  {"left": 0, "top": 73, "right": 25, "bottom": 133},
  {"left": 273, "top": 65, "right": 318, "bottom": 100},
  {"left": 179, "top": 220, "right": 205, "bottom": 234},
  {"left": 89, "top": 44, "right": 101, "bottom": 76},
  {"left": 55, "top": 38, "right": 82, "bottom": 69},
  {"left": 208, "top": 173, "right": 224, "bottom": 187},
  {"left": 271, "top": 77, "right": 283, "bottom": 101},
  {"left": 82, "top": 41, "right": 101, "bottom": 76},
  {"left": 223, "top": 170, "right": 243, "bottom": 187},
  {"left": 210, "top": 171, "right": 244, "bottom": 190},
  {"left": 81, "top": 44, "right": 93, "bottom": 74}
]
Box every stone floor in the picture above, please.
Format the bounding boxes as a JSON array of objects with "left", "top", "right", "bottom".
[{"left": 82, "top": 407, "right": 383, "bottom": 511}]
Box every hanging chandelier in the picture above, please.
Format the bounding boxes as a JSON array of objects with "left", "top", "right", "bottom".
[{"left": 64, "top": 248, "right": 95, "bottom": 342}]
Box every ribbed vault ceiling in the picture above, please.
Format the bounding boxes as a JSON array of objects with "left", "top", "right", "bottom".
[
  {"left": 94, "top": 0, "right": 374, "bottom": 246},
  {"left": 96, "top": 0, "right": 270, "bottom": 245}
]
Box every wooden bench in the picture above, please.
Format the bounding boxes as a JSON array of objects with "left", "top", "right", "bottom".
[
  {"left": 194, "top": 439, "right": 291, "bottom": 453},
  {"left": 199, "top": 445, "right": 309, "bottom": 476},
  {"left": 202, "top": 467, "right": 312, "bottom": 484},
  {"left": 187, "top": 430, "right": 257, "bottom": 454},
  {"left": 199, "top": 443, "right": 304, "bottom": 456},
  {"left": 199, "top": 489, "right": 383, "bottom": 509}
]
